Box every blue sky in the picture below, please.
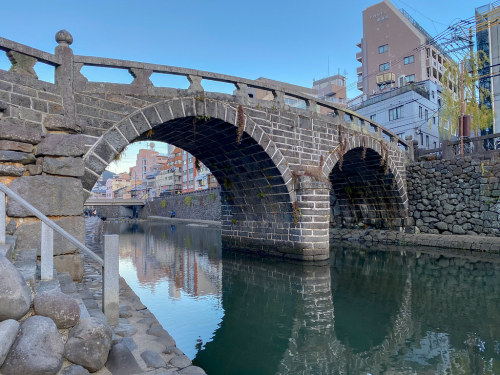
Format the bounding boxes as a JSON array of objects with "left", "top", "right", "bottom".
[{"left": 0, "top": 0, "right": 487, "bottom": 172}]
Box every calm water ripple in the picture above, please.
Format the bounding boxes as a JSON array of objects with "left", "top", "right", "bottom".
[{"left": 102, "top": 220, "right": 500, "bottom": 375}]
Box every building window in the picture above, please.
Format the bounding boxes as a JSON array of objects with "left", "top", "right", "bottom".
[
  {"left": 389, "top": 106, "right": 402, "bottom": 121},
  {"left": 419, "top": 106, "right": 423, "bottom": 119},
  {"left": 420, "top": 133, "right": 424, "bottom": 145},
  {"left": 405, "top": 74, "right": 415, "bottom": 83},
  {"left": 432, "top": 91, "right": 435, "bottom": 99},
  {"left": 379, "top": 62, "right": 390, "bottom": 72},
  {"left": 404, "top": 55, "right": 415, "bottom": 65},
  {"left": 378, "top": 44, "right": 388, "bottom": 54},
  {"left": 426, "top": 135, "right": 429, "bottom": 147},
  {"left": 425, "top": 109, "right": 428, "bottom": 121},
  {"left": 370, "top": 114, "right": 376, "bottom": 120}
]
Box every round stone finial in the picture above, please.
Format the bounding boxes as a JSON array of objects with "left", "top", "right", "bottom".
[{"left": 55, "top": 30, "right": 73, "bottom": 46}]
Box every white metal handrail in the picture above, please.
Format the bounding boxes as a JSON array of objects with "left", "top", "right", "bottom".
[{"left": 0, "top": 181, "right": 119, "bottom": 325}]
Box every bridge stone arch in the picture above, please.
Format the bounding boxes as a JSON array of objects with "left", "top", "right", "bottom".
[
  {"left": 323, "top": 130, "right": 408, "bottom": 229},
  {"left": 82, "top": 97, "right": 309, "bottom": 259},
  {"left": 0, "top": 30, "right": 415, "bottom": 262}
]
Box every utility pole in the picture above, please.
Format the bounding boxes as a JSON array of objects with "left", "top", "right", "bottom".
[{"left": 460, "top": 60, "right": 465, "bottom": 156}]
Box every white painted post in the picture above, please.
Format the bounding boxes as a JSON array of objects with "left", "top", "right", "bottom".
[
  {"left": 41, "top": 221, "right": 54, "bottom": 280},
  {"left": 0, "top": 191, "right": 5, "bottom": 244},
  {"left": 103, "top": 234, "right": 119, "bottom": 325}
]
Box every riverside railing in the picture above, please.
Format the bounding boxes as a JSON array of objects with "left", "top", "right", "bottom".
[
  {"left": 416, "top": 132, "right": 500, "bottom": 160},
  {"left": 0, "top": 182, "right": 119, "bottom": 325}
]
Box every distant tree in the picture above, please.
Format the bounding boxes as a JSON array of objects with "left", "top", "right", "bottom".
[{"left": 439, "top": 51, "right": 494, "bottom": 138}]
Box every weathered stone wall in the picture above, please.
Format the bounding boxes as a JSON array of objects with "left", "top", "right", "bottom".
[
  {"left": 88, "top": 205, "right": 134, "bottom": 219},
  {"left": 139, "top": 188, "right": 221, "bottom": 221},
  {"left": 407, "top": 157, "right": 500, "bottom": 236},
  {"left": 0, "top": 38, "right": 93, "bottom": 279}
]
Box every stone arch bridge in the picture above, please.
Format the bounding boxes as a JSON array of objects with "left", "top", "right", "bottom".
[{"left": 0, "top": 31, "right": 413, "bottom": 262}]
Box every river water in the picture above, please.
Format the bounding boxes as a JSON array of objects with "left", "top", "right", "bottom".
[{"left": 101, "top": 220, "right": 500, "bottom": 375}]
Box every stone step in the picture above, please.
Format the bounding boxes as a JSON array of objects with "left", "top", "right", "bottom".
[{"left": 14, "top": 249, "right": 37, "bottom": 287}]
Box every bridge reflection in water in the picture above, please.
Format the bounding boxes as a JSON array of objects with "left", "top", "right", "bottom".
[{"left": 100, "top": 221, "right": 500, "bottom": 375}]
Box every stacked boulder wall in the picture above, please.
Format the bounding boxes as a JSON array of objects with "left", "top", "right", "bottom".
[
  {"left": 1, "top": 316, "right": 64, "bottom": 375},
  {"left": 0, "top": 254, "right": 31, "bottom": 321}
]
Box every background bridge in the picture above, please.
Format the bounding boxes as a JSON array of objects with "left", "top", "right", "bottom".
[{"left": 0, "top": 30, "right": 414, "bottom": 264}]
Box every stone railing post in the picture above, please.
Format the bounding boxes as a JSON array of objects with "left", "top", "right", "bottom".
[
  {"left": 41, "top": 222, "right": 54, "bottom": 280},
  {"left": 103, "top": 234, "right": 119, "bottom": 326},
  {"left": 235, "top": 82, "right": 249, "bottom": 105},
  {"left": 187, "top": 75, "right": 204, "bottom": 93},
  {"left": 272, "top": 90, "right": 285, "bottom": 109},
  {"left": 54, "top": 30, "right": 77, "bottom": 130},
  {"left": 0, "top": 191, "right": 5, "bottom": 244},
  {"left": 441, "top": 140, "right": 451, "bottom": 160}
]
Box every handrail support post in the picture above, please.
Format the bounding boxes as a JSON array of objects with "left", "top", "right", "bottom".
[
  {"left": 103, "top": 234, "right": 119, "bottom": 326},
  {"left": 0, "top": 191, "right": 5, "bottom": 244},
  {"left": 41, "top": 222, "right": 54, "bottom": 280}
]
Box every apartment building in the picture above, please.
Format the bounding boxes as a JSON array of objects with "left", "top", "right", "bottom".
[
  {"left": 356, "top": 0, "right": 450, "bottom": 96},
  {"left": 353, "top": 80, "right": 441, "bottom": 148}
]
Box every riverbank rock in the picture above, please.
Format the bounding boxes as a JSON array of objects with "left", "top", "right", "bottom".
[
  {"left": 0, "top": 320, "right": 19, "bottom": 367},
  {"left": 104, "top": 343, "right": 142, "bottom": 375},
  {"left": 34, "top": 290, "right": 80, "bottom": 328},
  {"left": 64, "top": 317, "right": 112, "bottom": 372},
  {"left": 1, "top": 315, "right": 64, "bottom": 375},
  {"left": 60, "top": 364, "right": 90, "bottom": 375},
  {"left": 141, "top": 350, "right": 166, "bottom": 368},
  {"left": 0, "top": 254, "right": 32, "bottom": 321}
]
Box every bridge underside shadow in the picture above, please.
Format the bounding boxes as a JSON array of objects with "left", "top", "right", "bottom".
[
  {"left": 329, "top": 147, "right": 406, "bottom": 229},
  {"left": 121, "top": 114, "right": 297, "bottom": 257}
]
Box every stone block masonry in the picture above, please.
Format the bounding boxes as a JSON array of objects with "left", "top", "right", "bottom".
[
  {"left": 0, "top": 30, "right": 414, "bottom": 261},
  {"left": 140, "top": 188, "right": 221, "bottom": 221},
  {"left": 407, "top": 157, "right": 500, "bottom": 237}
]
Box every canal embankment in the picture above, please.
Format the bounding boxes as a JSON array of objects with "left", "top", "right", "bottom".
[
  {"left": 331, "top": 228, "right": 500, "bottom": 254},
  {"left": 84, "top": 217, "right": 207, "bottom": 374}
]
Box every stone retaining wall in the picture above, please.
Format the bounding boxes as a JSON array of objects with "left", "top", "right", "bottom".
[
  {"left": 139, "top": 188, "right": 221, "bottom": 221},
  {"left": 407, "top": 157, "right": 500, "bottom": 237}
]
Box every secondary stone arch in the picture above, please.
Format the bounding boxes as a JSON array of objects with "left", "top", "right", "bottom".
[{"left": 322, "top": 133, "right": 408, "bottom": 229}]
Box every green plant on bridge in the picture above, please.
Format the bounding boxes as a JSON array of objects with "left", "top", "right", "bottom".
[
  {"left": 160, "top": 199, "right": 167, "bottom": 208},
  {"left": 292, "top": 201, "right": 301, "bottom": 226},
  {"left": 237, "top": 104, "right": 245, "bottom": 144},
  {"left": 222, "top": 177, "right": 233, "bottom": 190},
  {"left": 195, "top": 115, "right": 211, "bottom": 122},
  {"left": 195, "top": 95, "right": 206, "bottom": 102},
  {"left": 231, "top": 218, "right": 238, "bottom": 225},
  {"left": 208, "top": 192, "right": 217, "bottom": 201},
  {"left": 184, "top": 196, "right": 192, "bottom": 206},
  {"left": 257, "top": 192, "right": 265, "bottom": 199}
]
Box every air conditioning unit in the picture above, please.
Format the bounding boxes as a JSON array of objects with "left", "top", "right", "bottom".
[{"left": 398, "top": 75, "right": 406, "bottom": 88}]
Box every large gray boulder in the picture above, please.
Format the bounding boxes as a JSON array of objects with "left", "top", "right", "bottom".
[
  {"left": 34, "top": 290, "right": 80, "bottom": 329},
  {"left": 0, "top": 254, "right": 31, "bottom": 321},
  {"left": 0, "top": 319, "right": 19, "bottom": 367},
  {"left": 1, "top": 316, "right": 64, "bottom": 375},
  {"left": 14, "top": 216, "right": 86, "bottom": 255},
  {"left": 42, "top": 157, "right": 85, "bottom": 177},
  {"left": 7, "top": 176, "right": 84, "bottom": 217},
  {"left": 35, "top": 134, "right": 88, "bottom": 157},
  {"left": 64, "top": 317, "right": 112, "bottom": 372}
]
